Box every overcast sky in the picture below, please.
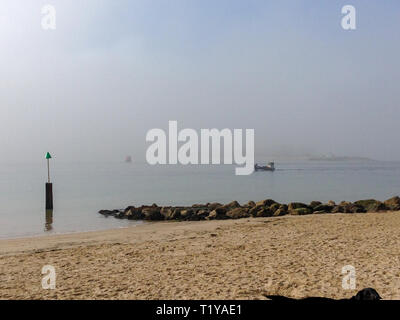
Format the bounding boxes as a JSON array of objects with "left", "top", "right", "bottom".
[{"left": 0, "top": 0, "right": 399, "bottom": 163}]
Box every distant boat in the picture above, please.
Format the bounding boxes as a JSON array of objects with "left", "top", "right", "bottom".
[
  {"left": 125, "top": 156, "right": 132, "bottom": 163},
  {"left": 254, "top": 162, "right": 275, "bottom": 172}
]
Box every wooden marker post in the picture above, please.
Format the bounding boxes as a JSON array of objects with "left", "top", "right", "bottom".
[{"left": 45, "top": 152, "right": 53, "bottom": 210}]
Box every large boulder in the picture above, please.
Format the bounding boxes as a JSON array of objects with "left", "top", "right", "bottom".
[
  {"left": 290, "top": 207, "right": 313, "bottom": 215},
  {"left": 273, "top": 208, "right": 288, "bottom": 216},
  {"left": 354, "top": 199, "right": 387, "bottom": 212},
  {"left": 384, "top": 196, "right": 400, "bottom": 211},
  {"left": 332, "top": 202, "right": 365, "bottom": 214},
  {"left": 246, "top": 201, "right": 256, "bottom": 208},
  {"left": 124, "top": 206, "right": 144, "bottom": 220},
  {"left": 249, "top": 205, "right": 263, "bottom": 217},
  {"left": 256, "top": 199, "right": 276, "bottom": 207},
  {"left": 180, "top": 209, "right": 195, "bottom": 220},
  {"left": 142, "top": 207, "right": 163, "bottom": 221},
  {"left": 207, "top": 208, "right": 228, "bottom": 220},
  {"left": 99, "top": 209, "right": 120, "bottom": 217},
  {"left": 255, "top": 207, "right": 273, "bottom": 217},
  {"left": 226, "top": 208, "right": 250, "bottom": 219},
  {"left": 269, "top": 203, "right": 280, "bottom": 213},
  {"left": 208, "top": 203, "right": 222, "bottom": 210},
  {"left": 167, "top": 208, "right": 182, "bottom": 220},
  {"left": 310, "top": 201, "right": 322, "bottom": 209},
  {"left": 222, "top": 201, "right": 241, "bottom": 210},
  {"left": 196, "top": 209, "right": 210, "bottom": 220},
  {"left": 288, "top": 202, "right": 309, "bottom": 211},
  {"left": 313, "top": 204, "right": 334, "bottom": 213}
]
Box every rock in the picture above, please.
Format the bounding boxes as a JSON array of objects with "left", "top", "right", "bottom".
[
  {"left": 269, "top": 203, "right": 280, "bottom": 213},
  {"left": 115, "top": 211, "right": 126, "bottom": 219},
  {"left": 207, "top": 208, "right": 228, "bottom": 220},
  {"left": 313, "top": 210, "right": 328, "bottom": 214},
  {"left": 333, "top": 203, "right": 365, "bottom": 214},
  {"left": 142, "top": 207, "right": 163, "bottom": 221},
  {"left": 249, "top": 205, "right": 264, "bottom": 217},
  {"left": 313, "top": 204, "right": 334, "bottom": 213},
  {"left": 160, "top": 207, "right": 172, "bottom": 218},
  {"left": 354, "top": 199, "right": 387, "bottom": 212},
  {"left": 99, "top": 209, "right": 119, "bottom": 217},
  {"left": 222, "top": 201, "right": 241, "bottom": 210},
  {"left": 273, "top": 208, "right": 288, "bottom": 216},
  {"left": 226, "top": 208, "right": 250, "bottom": 219},
  {"left": 256, "top": 208, "right": 273, "bottom": 217},
  {"left": 246, "top": 201, "right": 256, "bottom": 208},
  {"left": 327, "top": 200, "right": 336, "bottom": 206},
  {"left": 279, "top": 204, "right": 288, "bottom": 211},
  {"left": 208, "top": 203, "right": 222, "bottom": 210},
  {"left": 196, "top": 209, "right": 210, "bottom": 220},
  {"left": 167, "top": 208, "right": 182, "bottom": 220},
  {"left": 331, "top": 205, "right": 344, "bottom": 213},
  {"left": 180, "top": 209, "right": 195, "bottom": 220},
  {"left": 256, "top": 199, "right": 276, "bottom": 207},
  {"left": 192, "top": 204, "right": 206, "bottom": 208},
  {"left": 124, "top": 207, "right": 143, "bottom": 220},
  {"left": 384, "top": 196, "right": 400, "bottom": 211},
  {"left": 290, "top": 207, "right": 313, "bottom": 215},
  {"left": 288, "top": 202, "right": 309, "bottom": 211},
  {"left": 310, "top": 201, "right": 322, "bottom": 208}
]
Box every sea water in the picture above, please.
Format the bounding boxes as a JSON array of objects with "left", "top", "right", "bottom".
[{"left": 0, "top": 160, "right": 399, "bottom": 239}]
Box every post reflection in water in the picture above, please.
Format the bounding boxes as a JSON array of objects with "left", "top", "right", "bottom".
[{"left": 45, "top": 209, "right": 53, "bottom": 231}]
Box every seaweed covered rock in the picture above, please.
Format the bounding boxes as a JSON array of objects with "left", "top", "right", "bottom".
[
  {"left": 255, "top": 207, "right": 273, "bottom": 217},
  {"left": 273, "top": 208, "right": 288, "bottom": 216},
  {"left": 269, "top": 203, "right": 280, "bottom": 214},
  {"left": 313, "top": 204, "right": 334, "bottom": 213},
  {"left": 256, "top": 199, "right": 276, "bottom": 207},
  {"left": 222, "top": 201, "right": 241, "bottom": 211},
  {"left": 124, "top": 206, "right": 144, "bottom": 220},
  {"left": 142, "top": 207, "right": 163, "bottom": 221},
  {"left": 288, "top": 202, "right": 309, "bottom": 211},
  {"left": 354, "top": 199, "right": 387, "bottom": 212},
  {"left": 207, "top": 208, "right": 228, "bottom": 220},
  {"left": 207, "top": 203, "right": 222, "bottom": 210},
  {"left": 99, "top": 209, "right": 120, "bottom": 217},
  {"left": 246, "top": 201, "right": 256, "bottom": 208},
  {"left": 180, "top": 209, "right": 195, "bottom": 220},
  {"left": 310, "top": 201, "right": 322, "bottom": 209},
  {"left": 226, "top": 207, "right": 250, "bottom": 219},
  {"left": 290, "top": 207, "right": 313, "bottom": 215},
  {"left": 196, "top": 209, "right": 210, "bottom": 220},
  {"left": 384, "top": 196, "right": 400, "bottom": 211}
]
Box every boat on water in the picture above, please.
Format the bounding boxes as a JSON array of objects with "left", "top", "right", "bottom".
[
  {"left": 125, "top": 156, "right": 132, "bottom": 163},
  {"left": 254, "top": 162, "right": 275, "bottom": 172}
]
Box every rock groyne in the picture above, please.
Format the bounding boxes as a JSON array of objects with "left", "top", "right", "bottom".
[{"left": 99, "top": 196, "right": 400, "bottom": 221}]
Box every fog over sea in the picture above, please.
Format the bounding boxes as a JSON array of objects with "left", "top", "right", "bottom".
[{"left": 1, "top": 160, "right": 400, "bottom": 239}]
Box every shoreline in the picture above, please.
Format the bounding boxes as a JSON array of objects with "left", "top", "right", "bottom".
[{"left": 1, "top": 211, "right": 400, "bottom": 299}]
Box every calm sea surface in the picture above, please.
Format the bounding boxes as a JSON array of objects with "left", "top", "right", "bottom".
[{"left": 1, "top": 161, "right": 400, "bottom": 239}]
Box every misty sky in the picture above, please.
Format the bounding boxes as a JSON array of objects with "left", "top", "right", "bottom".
[{"left": 1, "top": 0, "right": 399, "bottom": 163}]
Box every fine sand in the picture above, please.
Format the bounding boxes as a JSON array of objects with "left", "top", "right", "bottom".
[{"left": 1, "top": 211, "right": 400, "bottom": 300}]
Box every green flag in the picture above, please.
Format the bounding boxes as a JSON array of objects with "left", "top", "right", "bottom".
[{"left": 45, "top": 152, "right": 52, "bottom": 159}]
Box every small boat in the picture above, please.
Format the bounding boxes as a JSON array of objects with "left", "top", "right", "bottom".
[
  {"left": 254, "top": 162, "right": 275, "bottom": 172},
  {"left": 125, "top": 156, "right": 132, "bottom": 163}
]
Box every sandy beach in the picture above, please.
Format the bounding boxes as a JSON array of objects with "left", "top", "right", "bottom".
[{"left": 1, "top": 211, "right": 400, "bottom": 300}]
